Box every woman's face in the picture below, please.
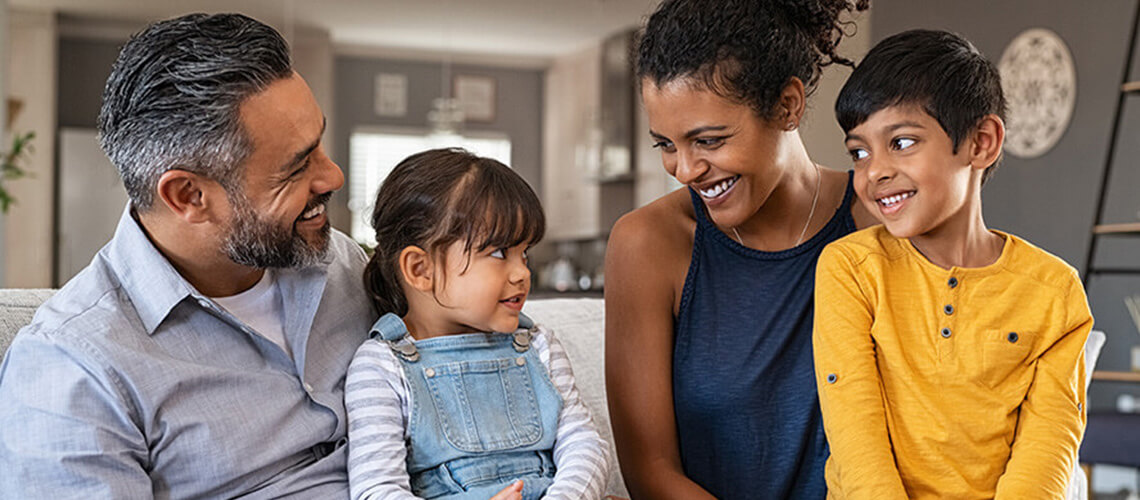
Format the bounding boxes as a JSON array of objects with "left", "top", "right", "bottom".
[{"left": 642, "top": 77, "right": 795, "bottom": 229}]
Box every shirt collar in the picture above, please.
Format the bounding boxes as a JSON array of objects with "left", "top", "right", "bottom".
[{"left": 104, "top": 204, "right": 197, "bottom": 335}]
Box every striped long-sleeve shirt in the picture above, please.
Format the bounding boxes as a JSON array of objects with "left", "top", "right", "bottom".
[{"left": 346, "top": 324, "right": 610, "bottom": 500}]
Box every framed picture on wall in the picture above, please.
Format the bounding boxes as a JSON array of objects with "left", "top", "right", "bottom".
[{"left": 454, "top": 74, "right": 496, "bottom": 122}]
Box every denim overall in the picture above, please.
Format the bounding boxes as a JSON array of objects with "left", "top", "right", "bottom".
[{"left": 370, "top": 313, "right": 561, "bottom": 500}]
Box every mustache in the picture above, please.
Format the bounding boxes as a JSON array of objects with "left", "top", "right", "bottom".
[{"left": 303, "top": 192, "right": 333, "bottom": 215}]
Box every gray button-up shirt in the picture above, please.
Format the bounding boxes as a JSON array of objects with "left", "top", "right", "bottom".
[{"left": 0, "top": 207, "right": 377, "bottom": 498}]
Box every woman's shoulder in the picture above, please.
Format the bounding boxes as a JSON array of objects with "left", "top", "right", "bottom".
[{"left": 608, "top": 188, "right": 695, "bottom": 260}]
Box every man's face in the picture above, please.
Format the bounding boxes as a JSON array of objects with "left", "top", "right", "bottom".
[{"left": 223, "top": 72, "right": 344, "bottom": 269}]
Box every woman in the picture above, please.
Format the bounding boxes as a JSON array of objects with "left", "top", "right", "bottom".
[{"left": 604, "top": 0, "right": 874, "bottom": 498}]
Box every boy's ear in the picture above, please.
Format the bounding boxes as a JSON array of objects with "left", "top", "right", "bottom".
[
  {"left": 967, "top": 114, "right": 1005, "bottom": 171},
  {"left": 777, "top": 77, "right": 807, "bottom": 130},
  {"left": 155, "top": 169, "right": 225, "bottom": 224},
  {"left": 399, "top": 246, "right": 434, "bottom": 293}
]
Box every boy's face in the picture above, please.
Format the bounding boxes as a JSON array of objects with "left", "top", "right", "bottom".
[{"left": 844, "top": 104, "right": 983, "bottom": 240}]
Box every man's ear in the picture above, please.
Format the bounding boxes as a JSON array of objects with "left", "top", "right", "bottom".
[
  {"left": 777, "top": 76, "right": 807, "bottom": 130},
  {"left": 155, "top": 169, "right": 225, "bottom": 224},
  {"left": 967, "top": 114, "right": 1005, "bottom": 171},
  {"left": 399, "top": 246, "right": 434, "bottom": 293}
]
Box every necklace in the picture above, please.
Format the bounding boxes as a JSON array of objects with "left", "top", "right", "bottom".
[{"left": 732, "top": 163, "right": 821, "bottom": 248}]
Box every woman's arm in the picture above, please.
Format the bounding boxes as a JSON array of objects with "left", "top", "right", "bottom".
[
  {"left": 604, "top": 209, "right": 715, "bottom": 500},
  {"left": 994, "top": 275, "right": 1091, "bottom": 498},
  {"left": 535, "top": 325, "right": 610, "bottom": 499},
  {"left": 346, "top": 340, "right": 420, "bottom": 500},
  {"left": 813, "top": 244, "right": 908, "bottom": 499}
]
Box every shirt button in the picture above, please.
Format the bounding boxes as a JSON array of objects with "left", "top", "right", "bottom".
[
  {"left": 941, "top": 328, "right": 952, "bottom": 338},
  {"left": 948, "top": 277, "right": 959, "bottom": 288},
  {"left": 827, "top": 373, "right": 838, "bottom": 384},
  {"left": 515, "top": 357, "right": 526, "bottom": 366},
  {"left": 303, "top": 382, "right": 314, "bottom": 393},
  {"left": 944, "top": 304, "right": 954, "bottom": 315},
  {"left": 425, "top": 368, "right": 436, "bottom": 378},
  {"left": 1007, "top": 332, "right": 1019, "bottom": 343}
]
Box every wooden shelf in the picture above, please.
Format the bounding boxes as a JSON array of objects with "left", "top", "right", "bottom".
[
  {"left": 1093, "top": 370, "right": 1140, "bottom": 383},
  {"left": 1124, "top": 81, "right": 1140, "bottom": 93},
  {"left": 1093, "top": 222, "right": 1140, "bottom": 234}
]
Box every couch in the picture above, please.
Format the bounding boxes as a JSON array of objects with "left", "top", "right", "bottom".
[
  {"left": 0, "top": 289, "right": 1103, "bottom": 499},
  {"left": 0, "top": 290, "right": 631, "bottom": 498}
]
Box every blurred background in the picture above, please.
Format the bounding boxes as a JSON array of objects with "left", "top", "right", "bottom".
[{"left": 2, "top": 1, "right": 1140, "bottom": 496}]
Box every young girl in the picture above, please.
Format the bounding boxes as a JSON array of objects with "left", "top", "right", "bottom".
[{"left": 346, "top": 148, "right": 609, "bottom": 500}]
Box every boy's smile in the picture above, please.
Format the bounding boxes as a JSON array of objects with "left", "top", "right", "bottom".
[{"left": 844, "top": 105, "right": 982, "bottom": 242}]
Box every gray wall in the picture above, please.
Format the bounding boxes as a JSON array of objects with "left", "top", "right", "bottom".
[
  {"left": 58, "top": 37, "right": 120, "bottom": 128},
  {"left": 872, "top": 0, "right": 1140, "bottom": 410},
  {"left": 332, "top": 56, "right": 544, "bottom": 224}
]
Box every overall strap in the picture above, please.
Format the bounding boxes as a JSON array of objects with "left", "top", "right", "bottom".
[{"left": 369, "top": 313, "right": 419, "bottom": 362}]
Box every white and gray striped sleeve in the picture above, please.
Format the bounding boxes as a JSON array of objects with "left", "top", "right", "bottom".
[
  {"left": 532, "top": 325, "right": 610, "bottom": 500},
  {"left": 346, "top": 339, "right": 419, "bottom": 500}
]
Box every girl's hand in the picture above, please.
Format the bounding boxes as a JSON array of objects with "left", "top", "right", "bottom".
[{"left": 488, "top": 480, "right": 523, "bottom": 500}]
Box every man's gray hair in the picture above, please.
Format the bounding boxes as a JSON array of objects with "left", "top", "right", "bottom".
[{"left": 98, "top": 13, "right": 293, "bottom": 211}]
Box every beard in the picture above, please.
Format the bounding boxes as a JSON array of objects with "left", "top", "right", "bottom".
[{"left": 222, "top": 192, "right": 332, "bottom": 269}]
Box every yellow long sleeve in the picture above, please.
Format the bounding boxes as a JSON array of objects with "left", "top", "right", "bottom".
[{"left": 813, "top": 226, "right": 1090, "bottom": 500}]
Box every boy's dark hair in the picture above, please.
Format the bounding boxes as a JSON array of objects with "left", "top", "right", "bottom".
[
  {"left": 636, "top": 0, "right": 869, "bottom": 119},
  {"left": 836, "top": 29, "right": 1008, "bottom": 182},
  {"left": 363, "top": 148, "right": 545, "bottom": 316}
]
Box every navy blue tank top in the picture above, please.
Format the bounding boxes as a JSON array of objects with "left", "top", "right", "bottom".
[{"left": 673, "top": 171, "right": 856, "bottom": 499}]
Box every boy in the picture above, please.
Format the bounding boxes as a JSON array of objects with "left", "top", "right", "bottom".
[{"left": 813, "top": 29, "right": 1092, "bottom": 499}]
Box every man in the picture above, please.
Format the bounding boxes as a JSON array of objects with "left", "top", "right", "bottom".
[{"left": 0, "top": 13, "right": 376, "bottom": 498}]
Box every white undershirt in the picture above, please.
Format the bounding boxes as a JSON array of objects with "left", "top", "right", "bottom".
[{"left": 211, "top": 270, "right": 290, "bottom": 357}]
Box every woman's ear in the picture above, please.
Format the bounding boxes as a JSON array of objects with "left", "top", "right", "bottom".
[
  {"left": 778, "top": 76, "right": 807, "bottom": 130},
  {"left": 968, "top": 114, "right": 1006, "bottom": 172},
  {"left": 155, "top": 169, "right": 225, "bottom": 224},
  {"left": 399, "top": 246, "right": 434, "bottom": 293}
]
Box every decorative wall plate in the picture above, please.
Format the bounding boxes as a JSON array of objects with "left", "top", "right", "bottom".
[{"left": 998, "top": 28, "right": 1077, "bottom": 159}]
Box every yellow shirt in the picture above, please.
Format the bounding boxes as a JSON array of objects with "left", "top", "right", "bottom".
[{"left": 813, "top": 226, "right": 1091, "bottom": 500}]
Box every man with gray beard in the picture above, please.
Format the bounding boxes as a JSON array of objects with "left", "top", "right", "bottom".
[{"left": 0, "top": 13, "right": 376, "bottom": 498}]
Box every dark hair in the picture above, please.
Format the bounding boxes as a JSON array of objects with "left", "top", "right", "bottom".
[
  {"left": 836, "top": 29, "right": 1008, "bottom": 182},
  {"left": 363, "top": 148, "right": 546, "bottom": 316},
  {"left": 636, "top": 0, "right": 869, "bottom": 119},
  {"left": 98, "top": 13, "right": 293, "bottom": 211}
]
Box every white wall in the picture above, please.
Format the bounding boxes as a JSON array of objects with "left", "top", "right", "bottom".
[
  {"left": 5, "top": 8, "right": 56, "bottom": 288},
  {"left": 543, "top": 43, "right": 602, "bottom": 240}
]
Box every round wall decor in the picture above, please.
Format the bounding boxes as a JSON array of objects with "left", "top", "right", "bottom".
[{"left": 998, "top": 28, "right": 1077, "bottom": 159}]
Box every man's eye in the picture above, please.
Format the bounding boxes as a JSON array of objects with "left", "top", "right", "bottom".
[
  {"left": 490, "top": 248, "right": 506, "bottom": 259},
  {"left": 892, "top": 138, "right": 917, "bottom": 150},
  {"left": 849, "top": 148, "right": 869, "bottom": 161},
  {"left": 652, "top": 140, "right": 674, "bottom": 151}
]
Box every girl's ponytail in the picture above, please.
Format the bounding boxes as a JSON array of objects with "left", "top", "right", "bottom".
[{"left": 363, "top": 244, "right": 407, "bottom": 317}]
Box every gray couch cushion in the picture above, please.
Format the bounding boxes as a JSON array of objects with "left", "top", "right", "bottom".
[{"left": 0, "top": 289, "right": 55, "bottom": 362}]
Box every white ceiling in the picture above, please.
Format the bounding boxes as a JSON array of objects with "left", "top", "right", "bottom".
[{"left": 11, "top": 0, "right": 662, "bottom": 65}]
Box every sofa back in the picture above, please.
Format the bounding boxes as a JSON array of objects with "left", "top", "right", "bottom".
[{"left": 0, "top": 289, "right": 56, "bottom": 362}]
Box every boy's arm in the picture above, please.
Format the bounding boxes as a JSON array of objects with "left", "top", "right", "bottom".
[
  {"left": 536, "top": 325, "right": 610, "bottom": 500},
  {"left": 813, "top": 245, "right": 908, "bottom": 500},
  {"left": 994, "top": 276, "right": 1091, "bottom": 498},
  {"left": 346, "top": 340, "right": 420, "bottom": 500}
]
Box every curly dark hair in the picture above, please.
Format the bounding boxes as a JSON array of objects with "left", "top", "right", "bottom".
[{"left": 636, "top": 0, "right": 869, "bottom": 119}]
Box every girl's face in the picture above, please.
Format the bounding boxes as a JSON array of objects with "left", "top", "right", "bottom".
[
  {"left": 641, "top": 77, "right": 795, "bottom": 229},
  {"left": 431, "top": 241, "right": 532, "bottom": 335}
]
